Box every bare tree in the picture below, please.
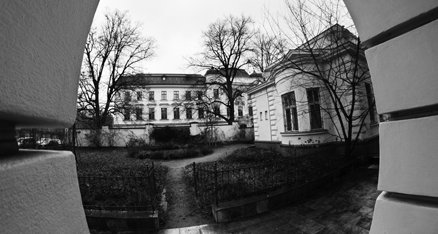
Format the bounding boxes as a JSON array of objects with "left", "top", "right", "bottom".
[
  {"left": 250, "top": 32, "right": 288, "bottom": 74},
  {"left": 269, "top": 0, "right": 376, "bottom": 157},
  {"left": 77, "top": 10, "right": 155, "bottom": 130},
  {"left": 188, "top": 15, "right": 255, "bottom": 125}
]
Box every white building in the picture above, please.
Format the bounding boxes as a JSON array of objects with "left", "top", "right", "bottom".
[
  {"left": 248, "top": 24, "right": 378, "bottom": 147},
  {"left": 114, "top": 73, "right": 206, "bottom": 127},
  {"left": 204, "top": 68, "right": 261, "bottom": 127}
]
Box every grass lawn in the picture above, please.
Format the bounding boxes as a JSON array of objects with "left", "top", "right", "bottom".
[
  {"left": 185, "top": 147, "right": 349, "bottom": 208},
  {"left": 76, "top": 148, "right": 162, "bottom": 176},
  {"left": 75, "top": 148, "right": 168, "bottom": 210}
]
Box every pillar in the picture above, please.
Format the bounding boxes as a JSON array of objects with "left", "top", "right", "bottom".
[
  {"left": 0, "top": 1, "right": 99, "bottom": 233},
  {"left": 344, "top": 1, "right": 438, "bottom": 233}
]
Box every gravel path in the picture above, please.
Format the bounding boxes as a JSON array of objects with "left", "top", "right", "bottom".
[{"left": 157, "top": 144, "right": 252, "bottom": 229}]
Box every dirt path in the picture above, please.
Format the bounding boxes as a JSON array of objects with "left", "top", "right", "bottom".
[{"left": 158, "top": 144, "right": 251, "bottom": 229}]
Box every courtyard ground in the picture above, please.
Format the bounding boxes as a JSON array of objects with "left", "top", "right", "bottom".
[
  {"left": 158, "top": 167, "right": 379, "bottom": 233},
  {"left": 156, "top": 144, "right": 252, "bottom": 229}
]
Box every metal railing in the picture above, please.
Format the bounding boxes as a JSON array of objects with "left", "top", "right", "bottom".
[
  {"left": 191, "top": 154, "right": 351, "bottom": 206},
  {"left": 78, "top": 163, "right": 158, "bottom": 211}
]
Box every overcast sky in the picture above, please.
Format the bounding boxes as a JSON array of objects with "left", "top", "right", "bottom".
[{"left": 92, "top": 0, "right": 286, "bottom": 74}]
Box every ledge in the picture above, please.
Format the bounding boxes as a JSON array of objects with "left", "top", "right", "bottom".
[
  {"left": 85, "top": 209, "right": 159, "bottom": 232},
  {"left": 280, "top": 129, "right": 328, "bottom": 136},
  {"left": 254, "top": 140, "right": 281, "bottom": 145}
]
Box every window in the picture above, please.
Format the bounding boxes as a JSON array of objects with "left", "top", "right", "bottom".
[
  {"left": 265, "top": 111, "right": 268, "bottom": 120},
  {"left": 214, "top": 105, "right": 220, "bottom": 115},
  {"left": 186, "top": 107, "right": 192, "bottom": 119},
  {"left": 213, "top": 89, "right": 219, "bottom": 99},
  {"left": 135, "top": 107, "right": 143, "bottom": 120},
  {"left": 148, "top": 108, "right": 155, "bottom": 120},
  {"left": 365, "top": 83, "right": 377, "bottom": 123},
  {"left": 174, "top": 91, "right": 179, "bottom": 100},
  {"left": 124, "top": 91, "right": 131, "bottom": 102},
  {"left": 248, "top": 106, "right": 253, "bottom": 117},
  {"left": 161, "top": 108, "right": 167, "bottom": 119},
  {"left": 260, "top": 112, "right": 263, "bottom": 121},
  {"left": 185, "top": 91, "right": 191, "bottom": 100},
  {"left": 136, "top": 91, "right": 142, "bottom": 101},
  {"left": 161, "top": 91, "right": 167, "bottom": 100},
  {"left": 307, "top": 88, "right": 322, "bottom": 129},
  {"left": 282, "top": 92, "right": 299, "bottom": 131},
  {"left": 197, "top": 91, "right": 203, "bottom": 100},
  {"left": 174, "top": 107, "right": 180, "bottom": 119},
  {"left": 238, "top": 107, "right": 243, "bottom": 117},
  {"left": 198, "top": 108, "right": 204, "bottom": 119},
  {"left": 149, "top": 91, "right": 154, "bottom": 101},
  {"left": 124, "top": 108, "right": 130, "bottom": 120}
]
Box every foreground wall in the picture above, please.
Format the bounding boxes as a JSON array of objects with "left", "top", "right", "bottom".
[
  {"left": 344, "top": 1, "right": 438, "bottom": 233},
  {"left": 0, "top": 1, "right": 99, "bottom": 233}
]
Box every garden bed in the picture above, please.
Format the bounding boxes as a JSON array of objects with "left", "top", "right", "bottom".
[
  {"left": 128, "top": 146, "right": 214, "bottom": 160},
  {"left": 75, "top": 148, "right": 169, "bottom": 231},
  {"left": 184, "top": 147, "right": 352, "bottom": 218}
]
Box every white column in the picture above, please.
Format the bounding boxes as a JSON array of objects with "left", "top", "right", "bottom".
[
  {"left": 344, "top": 1, "right": 438, "bottom": 233},
  {"left": 0, "top": 1, "right": 99, "bottom": 233}
]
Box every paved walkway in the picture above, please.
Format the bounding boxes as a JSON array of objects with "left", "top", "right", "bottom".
[
  {"left": 157, "top": 144, "right": 251, "bottom": 169},
  {"left": 158, "top": 167, "right": 379, "bottom": 234},
  {"left": 156, "top": 144, "right": 252, "bottom": 229}
]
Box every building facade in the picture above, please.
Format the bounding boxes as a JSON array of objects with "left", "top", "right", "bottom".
[
  {"left": 248, "top": 25, "right": 378, "bottom": 147},
  {"left": 114, "top": 73, "right": 206, "bottom": 127},
  {"left": 114, "top": 71, "right": 259, "bottom": 128}
]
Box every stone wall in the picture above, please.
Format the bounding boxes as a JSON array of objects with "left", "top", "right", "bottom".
[{"left": 76, "top": 123, "right": 254, "bottom": 147}]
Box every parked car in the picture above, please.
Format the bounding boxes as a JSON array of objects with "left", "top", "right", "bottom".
[
  {"left": 18, "top": 137, "right": 37, "bottom": 149},
  {"left": 40, "top": 139, "right": 63, "bottom": 149},
  {"left": 36, "top": 138, "right": 51, "bottom": 146}
]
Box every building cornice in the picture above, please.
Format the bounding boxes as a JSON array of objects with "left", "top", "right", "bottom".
[{"left": 247, "top": 80, "right": 275, "bottom": 95}]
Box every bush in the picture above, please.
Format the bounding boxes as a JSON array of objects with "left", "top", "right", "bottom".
[
  {"left": 183, "top": 149, "right": 199, "bottom": 158},
  {"left": 126, "top": 137, "right": 148, "bottom": 158},
  {"left": 200, "top": 147, "right": 214, "bottom": 156},
  {"left": 85, "top": 129, "right": 103, "bottom": 147},
  {"left": 149, "top": 151, "right": 164, "bottom": 159},
  {"left": 222, "top": 147, "right": 282, "bottom": 164},
  {"left": 151, "top": 126, "right": 190, "bottom": 143}
]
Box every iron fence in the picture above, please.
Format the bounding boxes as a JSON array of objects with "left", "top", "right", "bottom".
[
  {"left": 191, "top": 154, "right": 352, "bottom": 205},
  {"left": 78, "top": 163, "right": 158, "bottom": 211}
]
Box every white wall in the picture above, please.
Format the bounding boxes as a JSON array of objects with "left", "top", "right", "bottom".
[
  {"left": 76, "top": 123, "right": 253, "bottom": 147},
  {"left": 252, "top": 86, "right": 271, "bottom": 141},
  {"left": 344, "top": 1, "right": 438, "bottom": 233},
  {"left": 0, "top": 1, "right": 99, "bottom": 233}
]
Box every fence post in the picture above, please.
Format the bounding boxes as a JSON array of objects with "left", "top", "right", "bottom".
[
  {"left": 214, "top": 162, "right": 218, "bottom": 207},
  {"left": 193, "top": 162, "right": 198, "bottom": 198},
  {"left": 151, "top": 161, "right": 157, "bottom": 212}
]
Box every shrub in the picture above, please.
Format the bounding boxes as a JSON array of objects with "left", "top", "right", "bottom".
[
  {"left": 221, "top": 147, "right": 282, "bottom": 164},
  {"left": 126, "top": 137, "right": 148, "bottom": 158},
  {"left": 151, "top": 126, "right": 190, "bottom": 143},
  {"left": 149, "top": 151, "right": 164, "bottom": 159},
  {"left": 200, "top": 147, "right": 214, "bottom": 156},
  {"left": 183, "top": 149, "right": 199, "bottom": 158},
  {"left": 85, "top": 129, "right": 103, "bottom": 147}
]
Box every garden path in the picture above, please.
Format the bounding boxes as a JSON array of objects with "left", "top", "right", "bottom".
[
  {"left": 156, "top": 144, "right": 252, "bottom": 229},
  {"left": 159, "top": 167, "right": 379, "bottom": 234}
]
